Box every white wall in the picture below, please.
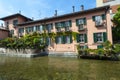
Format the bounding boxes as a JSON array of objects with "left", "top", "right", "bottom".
[
  {"left": 96, "top": 0, "right": 120, "bottom": 7},
  {"left": 103, "top": 0, "right": 120, "bottom": 6}
]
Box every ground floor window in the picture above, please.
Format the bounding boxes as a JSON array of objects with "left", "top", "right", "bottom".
[{"left": 94, "top": 32, "right": 107, "bottom": 43}]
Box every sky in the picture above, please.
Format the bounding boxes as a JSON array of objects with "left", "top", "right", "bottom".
[{"left": 0, "top": 0, "right": 96, "bottom": 23}]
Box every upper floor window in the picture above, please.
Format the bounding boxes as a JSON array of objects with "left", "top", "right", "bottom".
[
  {"left": 13, "top": 20, "right": 18, "bottom": 26},
  {"left": 76, "top": 18, "right": 86, "bottom": 30},
  {"left": 19, "top": 28, "right": 24, "bottom": 33},
  {"left": 76, "top": 18, "right": 86, "bottom": 26},
  {"left": 26, "top": 27, "right": 34, "bottom": 33},
  {"left": 64, "top": 20, "right": 72, "bottom": 27},
  {"left": 46, "top": 24, "right": 53, "bottom": 33},
  {"left": 6, "top": 21, "right": 9, "bottom": 29},
  {"left": 92, "top": 14, "right": 106, "bottom": 26}
]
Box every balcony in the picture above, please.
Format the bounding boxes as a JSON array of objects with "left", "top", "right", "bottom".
[
  {"left": 65, "top": 27, "right": 72, "bottom": 32},
  {"left": 95, "top": 21, "right": 105, "bottom": 27}
]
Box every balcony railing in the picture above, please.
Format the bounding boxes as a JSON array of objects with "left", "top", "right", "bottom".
[
  {"left": 95, "top": 21, "right": 104, "bottom": 27},
  {"left": 78, "top": 25, "right": 85, "bottom": 31}
]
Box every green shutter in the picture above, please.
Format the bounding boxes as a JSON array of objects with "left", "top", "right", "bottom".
[
  {"left": 70, "top": 35, "right": 73, "bottom": 43},
  {"left": 76, "top": 34, "right": 79, "bottom": 43},
  {"left": 92, "top": 16, "right": 95, "bottom": 21},
  {"left": 55, "top": 37, "right": 58, "bottom": 44},
  {"left": 84, "top": 34, "right": 87, "bottom": 43},
  {"left": 94, "top": 33, "right": 97, "bottom": 43},
  {"left": 69, "top": 20, "right": 72, "bottom": 27},
  {"left": 55, "top": 23, "right": 58, "bottom": 29},
  {"left": 51, "top": 24, "right": 53, "bottom": 29},
  {"left": 97, "top": 45, "right": 103, "bottom": 49},
  {"left": 62, "top": 36, "right": 65, "bottom": 44},
  {"left": 76, "top": 19, "right": 79, "bottom": 26},
  {"left": 83, "top": 18, "right": 87, "bottom": 25},
  {"left": 103, "top": 32, "right": 107, "bottom": 42},
  {"left": 61, "top": 22, "right": 65, "bottom": 27},
  {"left": 101, "top": 14, "right": 106, "bottom": 20}
]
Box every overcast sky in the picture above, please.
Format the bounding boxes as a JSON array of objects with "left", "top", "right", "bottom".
[{"left": 0, "top": 0, "right": 96, "bottom": 22}]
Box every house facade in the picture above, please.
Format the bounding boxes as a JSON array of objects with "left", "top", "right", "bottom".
[
  {"left": 0, "top": 28, "right": 9, "bottom": 40},
  {"left": 0, "top": 5, "right": 113, "bottom": 54},
  {"left": 96, "top": 0, "right": 120, "bottom": 14}
]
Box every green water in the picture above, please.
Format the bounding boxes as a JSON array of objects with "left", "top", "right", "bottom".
[{"left": 0, "top": 56, "right": 120, "bottom": 80}]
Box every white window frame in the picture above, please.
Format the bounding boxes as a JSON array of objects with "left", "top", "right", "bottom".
[
  {"left": 95, "top": 16, "right": 103, "bottom": 26},
  {"left": 65, "top": 21, "right": 70, "bottom": 27},
  {"left": 79, "top": 34, "right": 85, "bottom": 43},
  {"left": 78, "top": 19, "right": 84, "bottom": 25},
  {"left": 96, "top": 33, "right": 103, "bottom": 42},
  {"left": 66, "top": 36, "right": 70, "bottom": 44},
  {"left": 58, "top": 36, "right": 62, "bottom": 44}
]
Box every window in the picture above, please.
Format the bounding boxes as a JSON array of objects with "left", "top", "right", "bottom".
[
  {"left": 46, "top": 37, "right": 51, "bottom": 46},
  {"left": 76, "top": 18, "right": 86, "bottom": 26},
  {"left": 96, "top": 33, "right": 103, "bottom": 42},
  {"left": 26, "top": 27, "right": 34, "bottom": 33},
  {"left": 58, "top": 36, "right": 62, "bottom": 44},
  {"left": 13, "top": 20, "right": 18, "bottom": 26},
  {"left": 65, "top": 27, "right": 70, "bottom": 31},
  {"left": 57, "top": 27, "right": 61, "bottom": 32},
  {"left": 92, "top": 14, "right": 106, "bottom": 26},
  {"left": 94, "top": 32, "right": 107, "bottom": 43},
  {"left": 95, "top": 16, "right": 103, "bottom": 26},
  {"left": 77, "top": 34, "right": 87, "bottom": 43},
  {"left": 65, "top": 20, "right": 71, "bottom": 27},
  {"left": 36, "top": 25, "right": 40, "bottom": 31},
  {"left": 80, "top": 45, "right": 88, "bottom": 50},
  {"left": 19, "top": 28, "right": 24, "bottom": 33},
  {"left": 66, "top": 36, "right": 71, "bottom": 44},
  {"left": 79, "top": 34, "right": 85, "bottom": 43},
  {"left": 78, "top": 19, "right": 84, "bottom": 25},
  {"left": 78, "top": 24, "right": 84, "bottom": 30},
  {"left": 6, "top": 21, "right": 9, "bottom": 29},
  {"left": 46, "top": 24, "right": 53, "bottom": 33},
  {"left": 10, "top": 30, "right": 14, "bottom": 35},
  {"left": 40, "top": 25, "right": 43, "bottom": 32}
]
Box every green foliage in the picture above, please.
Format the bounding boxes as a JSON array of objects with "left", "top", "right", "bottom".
[
  {"left": 112, "top": 6, "right": 120, "bottom": 41},
  {"left": 0, "top": 32, "right": 47, "bottom": 49},
  {"left": 112, "top": 44, "right": 120, "bottom": 54},
  {"left": 77, "top": 40, "right": 120, "bottom": 58}
]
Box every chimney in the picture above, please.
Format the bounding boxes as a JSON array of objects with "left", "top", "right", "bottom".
[
  {"left": 1, "top": 23, "right": 3, "bottom": 27},
  {"left": 54, "top": 10, "right": 57, "bottom": 16},
  {"left": 32, "top": 17, "right": 34, "bottom": 20},
  {"left": 72, "top": 6, "right": 75, "bottom": 13},
  {"left": 81, "top": 5, "right": 84, "bottom": 11}
]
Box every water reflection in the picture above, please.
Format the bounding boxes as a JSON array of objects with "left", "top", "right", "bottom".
[{"left": 0, "top": 56, "right": 120, "bottom": 80}]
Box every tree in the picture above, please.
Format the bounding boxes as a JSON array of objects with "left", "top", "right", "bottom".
[{"left": 112, "top": 6, "right": 120, "bottom": 42}]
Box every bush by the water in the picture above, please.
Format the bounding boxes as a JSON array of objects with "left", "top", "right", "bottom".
[
  {"left": 0, "top": 32, "right": 47, "bottom": 50},
  {"left": 77, "top": 41, "right": 120, "bottom": 60}
]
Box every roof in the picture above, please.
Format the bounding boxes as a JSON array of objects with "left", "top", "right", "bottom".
[
  {"left": 0, "top": 13, "right": 32, "bottom": 21},
  {"left": 17, "top": 5, "right": 110, "bottom": 26},
  {"left": 0, "top": 28, "right": 9, "bottom": 31}
]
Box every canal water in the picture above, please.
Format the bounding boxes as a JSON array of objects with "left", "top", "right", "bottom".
[{"left": 0, "top": 56, "right": 120, "bottom": 80}]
